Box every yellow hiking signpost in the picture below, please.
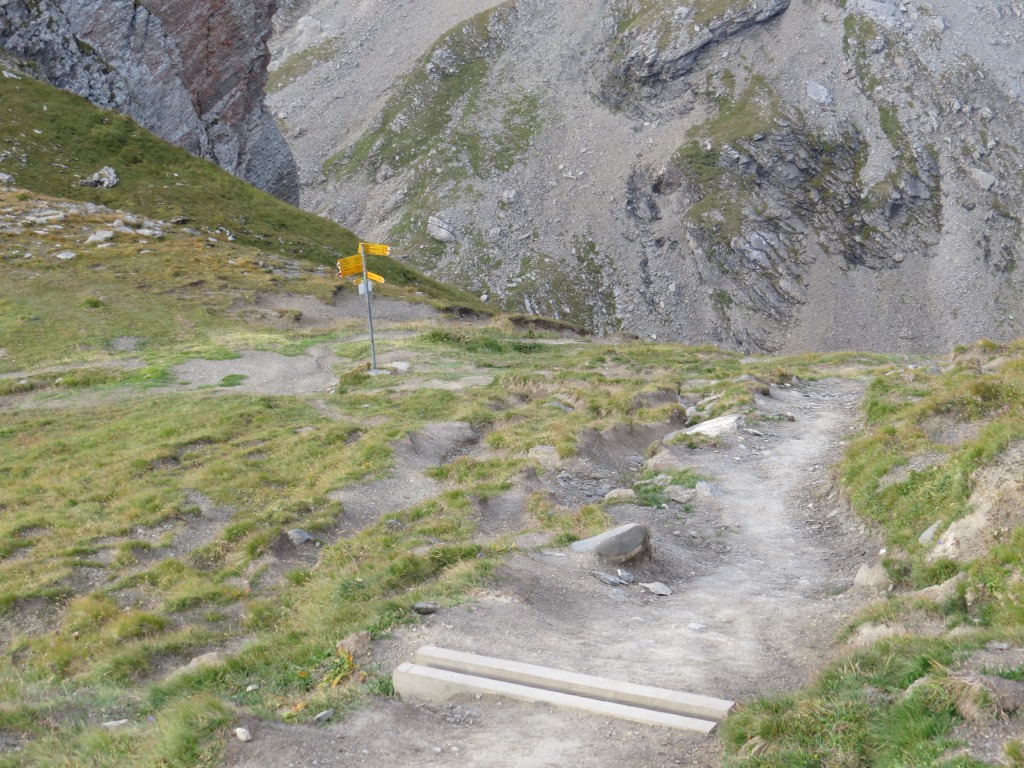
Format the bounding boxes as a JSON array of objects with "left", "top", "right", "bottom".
[
  {"left": 336, "top": 243, "right": 390, "bottom": 371},
  {"left": 361, "top": 243, "right": 390, "bottom": 257},
  {"left": 336, "top": 254, "right": 363, "bottom": 278}
]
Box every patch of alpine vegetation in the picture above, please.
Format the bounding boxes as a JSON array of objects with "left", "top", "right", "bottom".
[
  {"left": 723, "top": 339, "right": 1024, "bottom": 767},
  {"left": 327, "top": 2, "right": 520, "bottom": 180},
  {"left": 266, "top": 35, "right": 344, "bottom": 93},
  {"left": 598, "top": 0, "right": 790, "bottom": 110}
]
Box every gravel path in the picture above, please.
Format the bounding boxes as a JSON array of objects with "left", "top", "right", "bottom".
[{"left": 224, "top": 377, "right": 879, "bottom": 767}]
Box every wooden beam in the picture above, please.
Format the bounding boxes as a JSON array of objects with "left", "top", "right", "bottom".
[
  {"left": 393, "top": 663, "right": 719, "bottom": 733},
  {"left": 414, "top": 645, "right": 734, "bottom": 721}
]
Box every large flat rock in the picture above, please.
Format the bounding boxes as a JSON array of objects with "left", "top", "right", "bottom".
[{"left": 569, "top": 523, "right": 650, "bottom": 562}]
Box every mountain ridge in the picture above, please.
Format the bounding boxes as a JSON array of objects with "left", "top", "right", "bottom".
[{"left": 268, "top": 0, "right": 1024, "bottom": 353}]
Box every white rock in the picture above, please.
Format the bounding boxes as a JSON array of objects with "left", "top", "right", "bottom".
[
  {"left": 234, "top": 727, "right": 252, "bottom": 742},
  {"left": 918, "top": 521, "right": 942, "bottom": 545},
  {"left": 679, "top": 414, "right": 745, "bottom": 438},
  {"left": 77, "top": 166, "right": 119, "bottom": 188},
  {"left": 55, "top": 251, "right": 76, "bottom": 260},
  {"left": 853, "top": 562, "right": 892, "bottom": 590},
  {"left": 86, "top": 230, "right": 115, "bottom": 244},
  {"left": 427, "top": 215, "right": 456, "bottom": 243},
  {"left": 806, "top": 80, "right": 833, "bottom": 104},
  {"left": 971, "top": 168, "right": 997, "bottom": 191}
]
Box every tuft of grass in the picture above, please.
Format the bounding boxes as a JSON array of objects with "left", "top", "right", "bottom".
[
  {"left": 632, "top": 468, "right": 704, "bottom": 506},
  {"left": 528, "top": 492, "right": 612, "bottom": 545}
]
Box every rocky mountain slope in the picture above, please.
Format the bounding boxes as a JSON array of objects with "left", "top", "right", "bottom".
[
  {"left": 0, "top": 0, "right": 299, "bottom": 203},
  {"left": 268, "top": 0, "right": 1024, "bottom": 353}
]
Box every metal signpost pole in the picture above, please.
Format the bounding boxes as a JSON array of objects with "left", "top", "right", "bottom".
[{"left": 360, "top": 242, "right": 378, "bottom": 371}]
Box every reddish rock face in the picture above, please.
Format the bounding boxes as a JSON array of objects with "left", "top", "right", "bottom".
[{"left": 0, "top": 0, "right": 299, "bottom": 203}]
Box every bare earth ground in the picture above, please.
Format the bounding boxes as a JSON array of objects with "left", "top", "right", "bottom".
[{"left": 223, "top": 377, "right": 880, "bottom": 768}]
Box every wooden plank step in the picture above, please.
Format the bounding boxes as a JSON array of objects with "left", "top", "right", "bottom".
[
  {"left": 393, "top": 662, "right": 719, "bottom": 733},
  {"left": 414, "top": 645, "right": 734, "bottom": 721}
]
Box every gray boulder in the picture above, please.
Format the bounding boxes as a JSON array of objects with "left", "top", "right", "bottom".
[
  {"left": 427, "top": 215, "right": 457, "bottom": 243},
  {"left": 570, "top": 523, "right": 651, "bottom": 562}
]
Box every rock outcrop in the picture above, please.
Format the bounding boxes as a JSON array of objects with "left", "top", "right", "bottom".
[
  {"left": 600, "top": 0, "right": 791, "bottom": 109},
  {"left": 0, "top": 0, "right": 299, "bottom": 203}
]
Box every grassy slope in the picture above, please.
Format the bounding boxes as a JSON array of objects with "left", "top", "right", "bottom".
[
  {"left": 0, "top": 178, "right": 898, "bottom": 765},
  {"left": 1, "top": 241, "right": 895, "bottom": 765},
  {"left": 0, "top": 67, "right": 489, "bottom": 316},
  {"left": 0, "top": 70, "right": 898, "bottom": 764}
]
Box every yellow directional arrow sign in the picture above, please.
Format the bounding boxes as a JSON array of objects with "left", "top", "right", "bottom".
[
  {"left": 366, "top": 271, "right": 385, "bottom": 284},
  {"left": 337, "top": 254, "right": 363, "bottom": 277},
  {"left": 360, "top": 242, "right": 390, "bottom": 257}
]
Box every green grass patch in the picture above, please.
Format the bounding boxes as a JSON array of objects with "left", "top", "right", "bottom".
[
  {"left": 632, "top": 468, "right": 703, "bottom": 506},
  {"left": 266, "top": 36, "right": 345, "bottom": 93}
]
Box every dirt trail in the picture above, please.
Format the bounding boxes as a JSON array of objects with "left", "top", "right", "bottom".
[{"left": 224, "top": 378, "right": 878, "bottom": 768}]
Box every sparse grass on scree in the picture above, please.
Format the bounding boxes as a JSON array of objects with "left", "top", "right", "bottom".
[{"left": 723, "top": 339, "right": 1024, "bottom": 767}]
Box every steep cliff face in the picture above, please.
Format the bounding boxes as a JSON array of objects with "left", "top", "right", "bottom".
[
  {"left": 0, "top": 0, "right": 299, "bottom": 203},
  {"left": 269, "top": 0, "right": 1024, "bottom": 353}
]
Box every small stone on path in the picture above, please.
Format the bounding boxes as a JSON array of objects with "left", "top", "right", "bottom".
[
  {"left": 287, "top": 528, "right": 313, "bottom": 545},
  {"left": 234, "top": 727, "right": 252, "bottom": 742},
  {"left": 695, "top": 481, "right": 724, "bottom": 498},
  {"left": 664, "top": 485, "right": 695, "bottom": 503},
  {"left": 313, "top": 709, "right": 335, "bottom": 725},
  {"left": 684, "top": 414, "right": 745, "bottom": 437},
  {"left": 592, "top": 571, "right": 627, "bottom": 586},
  {"left": 640, "top": 582, "right": 672, "bottom": 596},
  {"left": 413, "top": 601, "right": 439, "bottom": 615}
]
